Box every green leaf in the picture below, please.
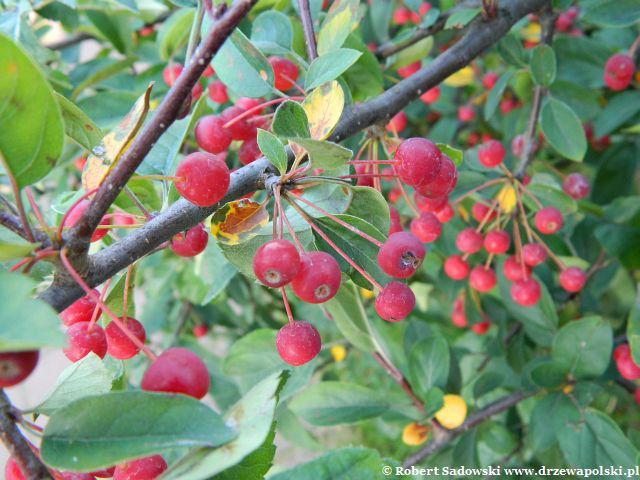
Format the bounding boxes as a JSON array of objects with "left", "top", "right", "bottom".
[
  {"left": 0, "top": 270, "right": 64, "bottom": 351},
  {"left": 497, "top": 33, "right": 526, "bottom": 67},
  {"left": 251, "top": 10, "right": 293, "bottom": 53},
  {"left": 272, "top": 101, "right": 310, "bottom": 138},
  {"left": 0, "top": 228, "right": 35, "bottom": 260},
  {"left": 408, "top": 335, "right": 449, "bottom": 402},
  {"left": 473, "top": 372, "right": 505, "bottom": 399},
  {"left": 444, "top": 7, "right": 481, "bottom": 29},
  {"left": 530, "top": 44, "right": 557, "bottom": 87},
  {"left": 594, "top": 223, "right": 640, "bottom": 270},
  {"left": 71, "top": 58, "right": 137, "bottom": 101},
  {"left": 55, "top": 93, "right": 104, "bottom": 152},
  {"left": 484, "top": 71, "right": 513, "bottom": 120},
  {"left": 345, "top": 186, "right": 390, "bottom": 235},
  {"left": 316, "top": 0, "right": 360, "bottom": 56},
  {"left": 551, "top": 316, "right": 613, "bottom": 380},
  {"left": 529, "top": 392, "right": 579, "bottom": 452},
  {"left": 289, "top": 382, "right": 389, "bottom": 426},
  {"left": 437, "top": 143, "right": 463, "bottom": 166},
  {"left": 582, "top": 0, "right": 640, "bottom": 27},
  {"left": 257, "top": 129, "right": 288, "bottom": 175},
  {"left": 305, "top": 48, "right": 362, "bottom": 91},
  {"left": 41, "top": 392, "right": 235, "bottom": 471},
  {"left": 325, "top": 282, "right": 376, "bottom": 352},
  {"left": 554, "top": 36, "right": 611, "bottom": 89},
  {"left": 626, "top": 287, "right": 640, "bottom": 366},
  {"left": 84, "top": 10, "right": 131, "bottom": 54},
  {"left": 213, "top": 422, "right": 276, "bottom": 480},
  {"left": 550, "top": 80, "right": 601, "bottom": 121},
  {"left": 593, "top": 91, "right": 640, "bottom": 138},
  {"left": 540, "top": 98, "right": 587, "bottom": 162},
  {"left": 162, "top": 372, "right": 288, "bottom": 480},
  {"left": 212, "top": 29, "right": 274, "bottom": 98},
  {"left": 36, "top": 353, "right": 113, "bottom": 416},
  {"left": 289, "top": 138, "right": 352, "bottom": 169},
  {"left": 157, "top": 9, "right": 194, "bottom": 60},
  {"left": 0, "top": 34, "right": 64, "bottom": 188},
  {"left": 342, "top": 34, "right": 384, "bottom": 101}
]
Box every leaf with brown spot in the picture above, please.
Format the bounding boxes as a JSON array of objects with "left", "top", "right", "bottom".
[{"left": 210, "top": 199, "right": 270, "bottom": 245}]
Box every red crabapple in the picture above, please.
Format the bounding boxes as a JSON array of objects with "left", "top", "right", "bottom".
[
  {"left": 105, "top": 317, "right": 146, "bottom": 360},
  {"left": 471, "top": 202, "right": 496, "bottom": 223},
  {"left": 375, "top": 282, "right": 415, "bottom": 322},
  {"left": 192, "top": 324, "right": 208, "bottom": 338},
  {"left": 410, "top": 212, "right": 442, "bottom": 243},
  {"left": 435, "top": 204, "right": 454, "bottom": 223},
  {"left": 510, "top": 278, "right": 541, "bottom": 306},
  {"left": 238, "top": 138, "right": 262, "bottom": 165},
  {"left": 377, "top": 232, "right": 426, "bottom": 278},
  {"left": 499, "top": 98, "right": 519, "bottom": 114},
  {"left": 603, "top": 53, "right": 634, "bottom": 91},
  {"left": 522, "top": 243, "right": 547, "bottom": 266},
  {"left": 64, "top": 322, "right": 108, "bottom": 362},
  {"left": 397, "top": 61, "right": 421, "bottom": 78},
  {"left": 141, "top": 347, "right": 210, "bottom": 399},
  {"left": 386, "top": 111, "right": 408, "bottom": 133},
  {"left": 220, "top": 106, "right": 257, "bottom": 141},
  {"left": 503, "top": 255, "right": 531, "bottom": 282},
  {"left": 559, "top": 266, "right": 587, "bottom": 293},
  {"left": 0, "top": 351, "right": 39, "bottom": 387},
  {"left": 354, "top": 163, "right": 374, "bottom": 187},
  {"left": 389, "top": 206, "right": 403, "bottom": 235},
  {"left": 162, "top": 64, "right": 182, "bottom": 86},
  {"left": 414, "top": 192, "right": 447, "bottom": 213},
  {"left": 471, "top": 320, "right": 490, "bottom": 335},
  {"left": 457, "top": 105, "right": 475, "bottom": 122},
  {"left": 451, "top": 297, "right": 467, "bottom": 327},
  {"left": 276, "top": 321, "right": 321, "bottom": 366},
  {"left": 113, "top": 455, "right": 168, "bottom": 480},
  {"left": 562, "top": 173, "right": 590, "bottom": 200},
  {"left": 534, "top": 206, "right": 563, "bottom": 235},
  {"left": 207, "top": 81, "right": 228, "bottom": 103},
  {"left": 60, "top": 290, "right": 100, "bottom": 326},
  {"left": 444, "top": 255, "right": 469, "bottom": 280},
  {"left": 482, "top": 72, "right": 498, "bottom": 89},
  {"left": 455, "top": 227, "right": 483, "bottom": 254},
  {"left": 253, "top": 239, "right": 301, "bottom": 288},
  {"left": 420, "top": 87, "right": 440, "bottom": 104},
  {"left": 615, "top": 346, "right": 640, "bottom": 381},
  {"left": 90, "top": 466, "right": 116, "bottom": 477},
  {"left": 5, "top": 458, "right": 25, "bottom": 480},
  {"left": 613, "top": 344, "right": 630, "bottom": 362},
  {"left": 416, "top": 154, "right": 457, "bottom": 198},
  {"left": 269, "top": 56, "right": 299, "bottom": 91},
  {"left": 483, "top": 230, "right": 510, "bottom": 254},
  {"left": 469, "top": 266, "right": 496, "bottom": 292},
  {"left": 194, "top": 115, "right": 232, "bottom": 154},
  {"left": 170, "top": 224, "right": 208, "bottom": 257},
  {"left": 236, "top": 97, "right": 263, "bottom": 113},
  {"left": 202, "top": 65, "right": 215, "bottom": 77},
  {"left": 477, "top": 140, "right": 506, "bottom": 168},
  {"left": 291, "top": 252, "right": 341, "bottom": 303},
  {"left": 511, "top": 134, "right": 539, "bottom": 157},
  {"left": 393, "top": 7, "right": 411, "bottom": 24},
  {"left": 64, "top": 200, "right": 111, "bottom": 242},
  {"left": 175, "top": 152, "right": 230, "bottom": 207},
  {"left": 394, "top": 138, "right": 442, "bottom": 187}
]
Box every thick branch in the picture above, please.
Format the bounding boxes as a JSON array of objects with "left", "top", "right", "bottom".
[
  {"left": 403, "top": 390, "right": 534, "bottom": 466},
  {"left": 297, "top": 0, "right": 317, "bottom": 60},
  {"left": 375, "top": 14, "right": 449, "bottom": 59},
  {"left": 0, "top": 390, "right": 52, "bottom": 479},
  {"left": 0, "top": 211, "right": 50, "bottom": 246}
]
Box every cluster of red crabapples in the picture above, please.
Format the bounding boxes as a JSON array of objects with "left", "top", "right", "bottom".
[{"left": 612, "top": 344, "right": 640, "bottom": 406}]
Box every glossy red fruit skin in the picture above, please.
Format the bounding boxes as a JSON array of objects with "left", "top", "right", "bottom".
[
  {"left": 5, "top": 458, "right": 25, "bottom": 480},
  {"left": 377, "top": 232, "right": 426, "bottom": 279},
  {"left": 0, "top": 351, "right": 39, "bottom": 388},
  {"left": 435, "top": 204, "right": 454, "bottom": 223},
  {"left": 170, "top": 224, "right": 209, "bottom": 257},
  {"left": 276, "top": 321, "right": 321, "bottom": 366},
  {"left": 291, "top": 252, "right": 342, "bottom": 303},
  {"left": 444, "top": 255, "right": 469, "bottom": 280},
  {"left": 613, "top": 344, "right": 632, "bottom": 362},
  {"left": 236, "top": 97, "right": 263, "bottom": 113},
  {"left": 616, "top": 354, "right": 640, "bottom": 381},
  {"left": 60, "top": 472, "right": 95, "bottom": 480},
  {"left": 511, "top": 134, "right": 539, "bottom": 157},
  {"left": 194, "top": 115, "right": 232, "bottom": 154},
  {"left": 603, "top": 53, "right": 634, "bottom": 91},
  {"left": 207, "top": 81, "right": 228, "bottom": 104},
  {"left": 482, "top": 72, "right": 499, "bottom": 89},
  {"left": 113, "top": 455, "right": 168, "bottom": 480},
  {"left": 534, "top": 206, "right": 563, "bottom": 235},
  {"left": 238, "top": 138, "right": 262, "bottom": 165},
  {"left": 397, "top": 61, "right": 421, "bottom": 78},
  {"left": 471, "top": 202, "right": 495, "bottom": 223},
  {"left": 414, "top": 192, "right": 447, "bottom": 213},
  {"left": 471, "top": 320, "right": 490, "bottom": 335},
  {"left": 354, "top": 163, "right": 374, "bottom": 187},
  {"left": 458, "top": 105, "right": 475, "bottom": 122},
  {"left": 386, "top": 111, "right": 408, "bottom": 133},
  {"left": 451, "top": 297, "right": 467, "bottom": 327},
  {"left": 162, "top": 64, "right": 182, "bottom": 86},
  {"left": 219, "top": 106, "right": 255, "bottom": 141},
  {"left": 175, "top": 152, "right": 230, "bottom": 207},
  {"left": 416, "top": 154, "right": 457, "bottom": 198},
  {"left": 562, "top": 173, "right": 590, "bottom": 200},
  {"left": 510, "top": 278, "right": 541, "bottom": 307},
  {"left": 522, "top": 243, "right": 547, "bottom": 266},
  {"left": 375, "top": 282, "right": 415, "bottom": 322},
  {"left": 483, "top": 230, "right": 510, "bottom": 254},
  {"left": 253, "top": 239, "right": 301, "bottom": 288},
  {"left": 269, "top": 56, "right": 299, "bottom": 91},
  {"left": 192, "top": 325, "right": 208, "bottom": 338},
  {"left": 65, "top": 200, "right": 111, "bottom": 242},
  {"left": 141, "top": 347, "right": 210, "bottom": 399},
  {"left": 388, "top": 206, "right": 403, "bottom": 235},
  {"left": 90, "top": 466, "right": 116, "bottom": 478},
  {"left": 559, "top": 267, "right": 587, "bottom": 293},
  {"left": 477, "top": 140, "right": 506, "bottom": 168},
  {"left": 394, "top": 138, "right": 442, "bottom": 187},
  {"left": 455, "top": 227, "right": 483, "bottom": 254},
  {"left": 60, "top": 290, "right": 100, "bottom": 326},
  {"left": 64, "top": 322, "right": 108, "bottom": 362},
  {"left": 503, "top": 255, "right": 531, "bottom": 282},
  {"left": 105, "top": 317, "right": 146, "bottom": 360},
  {"left": 469, "top": 266, "right": 497, "bottom": 292},
  {"left": 420, "top": 87, "right": 440, "bottom": 104},
  {"left": 410, "top": 212, "right": 442, "bottom": 243}
]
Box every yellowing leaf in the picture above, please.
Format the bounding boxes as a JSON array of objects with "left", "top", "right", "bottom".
[
  {"left": 496, "top": 184, "right": 517, "bottom": 214},
  {"left": 444, "top": 66, "right": 474, "bottom": 87},
  {"left": 457, "top": 205, "right": 469, "bottom": 222},
  {"left": 302, "top": 81, "right": 344, "bottom": 140},
  {"left": 210, "top": 199, "right": 269, "bottom": 245},
  {"left": 82, "top": 84, "right": 154, "bottom": 193},
  {"left": 521, "top": 22, "right": 541, "bottom": 42},
  {"left": 359, "top": 287, "right": 374, "bottom": 299},
  {"left": 316, "top": 0, "right": 360, "bottom": 56}
]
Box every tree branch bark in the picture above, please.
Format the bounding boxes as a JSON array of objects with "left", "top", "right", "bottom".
[{"left": 297, "top": 0, "right": 318, "bottom": 60}]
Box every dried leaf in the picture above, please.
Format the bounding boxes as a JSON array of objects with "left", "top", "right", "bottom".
[{"left": 210, "top": 199, "right": 270, "bottom": 245}]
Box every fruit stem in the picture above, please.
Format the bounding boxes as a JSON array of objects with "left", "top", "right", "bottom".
[
  {"left": 59, "top": 249, "right": 157, "bottom": 360},
  {"left": 514, "top": 186, "right": 534, "bottom": 242},
  {"left": 628, "top": 34, "right": 640, "bottom": 57},
  {"left": 56, "top": 188, "right": 100, "bottom": 239},
  {"left": 372, "top": 352, "right": 425, "bottom": 412},
  {"left": 280, "top": 287, "right": 295, "bottom": 324},
  {"left": 274, "top": 189, "right": 303, "bottom": 250},
  {"left": 288, "top": 192, "right": 383, "bottom": 248},
  {"left": 530, "top": 230, "right": 566, "bottom": 269},
  {"left": 0, "top": 152, "right": 35, "bottom": 243},
  {"left": 222, "top": 96, "right": 304, "bottom": 129},
  {"left": 287, "top": 197, "right": 384, "bottom": 292},
  {"left": 346, "top": 160, "right": 396, "bottom": 165},
  {"left": 517, "top": 182, "right": 544, "bottom": 209},
  {"left": 512, "top": 218, "right": 528, "bottom": 278},
  {"left": 475, "top": 199, "right": 499, "bottom": 233},
  {"left": 280, "top": 74, "right": 306, "bottom": 95},
  {"left": 24, "top": 187, "right": 50, "bottom": 235},
  {"left": 88, "top": 278, "right": 111, "bottom": 328},
  {"left": 394, "top": 178, "right": 421, "bottom": 216},
  {"left": 451, "top": 178, "right": 506, "bottom": 206},
  {"left": 123, "top": 186, "right": 153, "bottom": 220}
]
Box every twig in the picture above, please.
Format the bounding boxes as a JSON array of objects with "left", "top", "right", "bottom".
[
  {"left": 297, "top": 0, "right": 318, "bottom": 60},
  {"left": 372, "top": 353, "right": 424, "bottom": 412},
  {"left": 0, "top": 153, "right": 34, "bottom": 243}
]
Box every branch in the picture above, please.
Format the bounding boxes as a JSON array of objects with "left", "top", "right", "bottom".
[
  {"left": 297, "top": 0, "right": 318, "bottom": 60},
  {"left": 0, "top": 390, "right": 53, "bottom": 479},
  {"left": 403, "top": 390, "right": 534, "bottom": 466},
  {"left": 372, "top": 352, "right": 424, "bottom": 412},
  {"left": 0, "top": 211, "right": 50, "bottom": 246}
]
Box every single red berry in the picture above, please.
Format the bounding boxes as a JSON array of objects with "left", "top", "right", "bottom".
[
  {"left": 471, "top": 202, "right": 496, "bottom": 223},
  {"left": 522, "top": 243, "right": 546, "bottom": 266},
  {"left": 477, "top": 140, "right": 506, "bottom": 168},
  {"left": 410, "top": 212, "right": 442, "bottom": 243},
  {"left": 0, "top": 351, "right": 39, "bottom": 388},
  {"left": 511, "top": 134, "right": 539, "bottom": 157},
  {"left": 603, "top": 53, "right": 634, "bottom": 91},
  {"left": 435, "top": 203, "right": 454, "bottom": 223},
  {"left": 616, "top": 354, "right": 640, "bottom": 381},
  {"left": 74, "top": 155, "right": 87, "bottom": 171},
  {"left": 170, "top": 224, "right": 209, "bottom": 257},
  {"left": 389, "top": 206, "right": 403, "bottom": 235},
  {"left": 202, "top": 65, "right": 215, "bottom": 77},
  {"left": 451, "top": 297, "right": 467, "bottom": 327},
  {"left": 386, "top": 111, "right": 408, "bottom": 133},
  {"left": 236, "top": 97, "right": 263, "bottom": 113},
  {"left": 499, "top": 98, "right": 520, "bottom": 114},
  {"left": 482, "top": 72, "right": 499, "bottom": 89},
  {"left": 64, "top": 200, "right": 111, "bottom": 242},
  {"left": 162, "top": 64, "right": 182, "bottom": 86},
  {"left": 562, "top": 173, "right": 590, "bottom": 200},
  {"left": 113, "top": 212, "right": 136, "bottom": 226},
  {"left": 64, "top": 322, "right": 108, "bottom": 362},
  {"left": 469, "top": 266, "right": 497, "bottom": 292},
  {"left": 90, "top": 466, "right": 116, "bottom": 478},
  {"left": 457, "top": 105, "right": 475, "bottom": 122},
  {"left": 194, "top": 115, "right": 232, "bottom": 154},
  {"left": 534, "top": 206, "right": 563, "bottom": 235},
  {"left": 444, "top": 255, "right": 469, "bottom": 280},
  {"left": 420, "top": 87, "right": 440, "bottom": 104},
  {"left": 113, "top": 455, "right": 168, "bottom": 480},
  {"left": 269, "top": 56, "right": 299, "bottom": 91},
  {"left": 291, "top": 252, "right": 341, "bottom": 303},
  {"left": 397, "top": 61, "right": 421, "bottom": 78},
  {"left": 175, "top": 152, "right": 230, "bottom": 207},
  {"left": 377, "top": 232, "right": 426, "bottom": 278},
  {"left": 613, "top": 344, "right": 631, "bottom": 362},
  {"left": 455, "top": 227, "right": 483, "bottom": 254},
  {"left": 238, "top": 138, "right": 262, "bottom": 165},
  {"left": 414, "top": 192, "right": 447, "bottom": 213},
  {"left": 555, "top": 12, "right": 573, "bottom": 32},
  {"left": 354, "top": 163, "right": 374, "bottom": 187},
  {"left": 192, "top": 324, "right": 208, "bottom": 338},
  {"left": 253, "top": 239, "right": 301, "bottom": 288},
  {"left": 220, "top": 106, "right": 256, "bottom": 141},
  {"left": 503, "top": 255, "right": 531, "bottom": 282},
  {"left": 510, "top": 278, "right": 541, "bottom": 306},
  {"left": 60, "top": 471, "right": 95, "bottom": 480},
  {"left": 559, "top": 266, "right": 587, "bottom": 293},
  {"left": 394, "top": 137, "right": 442, "bottom": 187},
  {"left": 276, "top": 321, "right": 321, "bottom": 366},
  {"left": 207, "top": 80, "right": 228, "bottom": 103},
  {"left": 416, "top": 154, "right": 457, "bottom": 198},
  {"left": 483, "top": 230, "right": 510, "bottom": 254},
  {"left": 393, "top": 7, "right": 411, "bottom": 24},
  {"left": 375, "top": 282, "right": 415, "bottom": 322},
  {"left": 60, "top": 290, "right": 100, "bottom": 326},
  {"left": 105, "top": 317, "right": 146, "bottom": 360},
  {"left": 5, "top": 458, "right": 25, "bottom": 480},
  {"left": 141, "top": 347, "right": 210, "bottom": 399},
  {"left": 471, "top": 320, "right": 490, "bottom": 335}
]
